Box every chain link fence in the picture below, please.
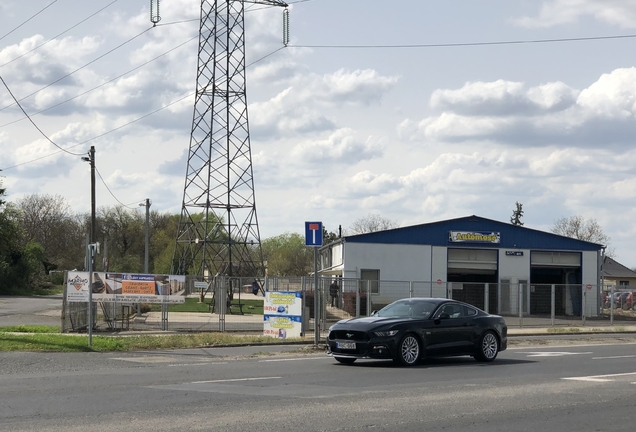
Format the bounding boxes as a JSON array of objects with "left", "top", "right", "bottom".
[{"left": 61, "top": 272, "right": 636, "bottom": 334}]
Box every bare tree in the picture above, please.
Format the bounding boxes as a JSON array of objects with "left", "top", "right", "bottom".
[
  {"left": 551, "top": 215, "right": 614, "bottom": 256},
  {"left": 348, "top": 213, "right": 400, "bottom": 235},
  {"left": 15, "top": 194, "right": 84, "bottom": 271}
]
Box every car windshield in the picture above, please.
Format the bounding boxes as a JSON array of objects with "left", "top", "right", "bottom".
[{"left": 376, "top": 300, "right": 437, "bottom": 318}]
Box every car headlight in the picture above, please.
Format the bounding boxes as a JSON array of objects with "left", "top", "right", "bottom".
[{"left": 374, "top": 330, "right": 399, "bottom": 337}]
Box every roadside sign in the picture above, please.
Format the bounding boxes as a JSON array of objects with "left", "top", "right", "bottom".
[
  {"left": 437, "top": 279, "right": 442, "bottom": 284},
  {"left": 305, "top": 221, "right": 323, "bottom": 247},
  {"left": 586, "top": 284, "right": 592, "bottom": 290},
  {"left": 194, "top": 281, "right": 207, "bottom": 289}
]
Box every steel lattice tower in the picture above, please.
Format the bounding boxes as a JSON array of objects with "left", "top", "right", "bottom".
[{"left": 172, "top": 0, "right": 288, "bottom": 278}]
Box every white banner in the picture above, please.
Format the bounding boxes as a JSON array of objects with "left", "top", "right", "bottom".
[{"left": 263, "top": 291, "right": 302, "bottom": 338}]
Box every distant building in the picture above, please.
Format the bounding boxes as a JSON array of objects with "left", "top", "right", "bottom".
[
  {"left": 319, "top": 215, "right": 604, "bottom": 317},
  {"left": 602, "top": 256, "right": 636, "bottom": 290}
]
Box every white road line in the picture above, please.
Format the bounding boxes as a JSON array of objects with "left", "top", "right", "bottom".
[
  {"left": 517, "top": 351, "right": 592, "bottom": 357},
  {"left": 592, "top": 355, "right": 636, "bottom": 360},
  {"left": 168, "top": 362, "right": 228, "bottom": 367},
  {"left": 259, "top": 357, "right": 326, "bottom": 363},
  {"left": 508, "top": 342, "right": 636, "bottom": 350},
  {"left": 191, "top": 376, "right": 281, "bottom": 384},
  {"left": 563, "top": 372, "right": 636, "bottom": 383}
]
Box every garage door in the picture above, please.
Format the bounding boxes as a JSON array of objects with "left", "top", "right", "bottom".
[
  {"left": 448, "top": 249, "right": 497, "bottom": 271},
  {"left": 531, "top": 252, "right": 580, "bottom": 267}
]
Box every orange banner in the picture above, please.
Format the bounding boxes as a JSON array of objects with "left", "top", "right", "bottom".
[{"left": 121, "top": 280, "right": 155, "bottom": 295}]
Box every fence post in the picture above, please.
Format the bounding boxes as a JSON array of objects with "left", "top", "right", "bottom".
[
  {"left": 356, "top": 284, "right": 360, "bottom": 318},
  {"left": 409, "top": 281, "right": 413, "bottom": 298},
  {"left": 582, "top": 285, "right": 587, "bottom": 326},
  {"left": 518, "top": 283, "right": 523, "bottom": 328},
  {"left": 550, "top": 284, "right": 555, "bottom": 327},
  {"left": 610, "top": 285, "right": 614, "bottom": 326},
  {"left": 219, "top": 280, "right": 226, "bottom": 332},
  {"left": 484, "top": 283, "right": 489, "bottom": 314},
  {"left": 446, "top": 283, "right": 451, "bottom": 299},
  {"left": 367, "top": 283, "right": 372, "bottom": 316},
  {"left": 429, "top": 281, "right": 433, "bottom": 297}
]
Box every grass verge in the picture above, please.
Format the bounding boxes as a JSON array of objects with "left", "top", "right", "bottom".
[{"left": 0, "top": 331, "right": 309, "bottom": 353}]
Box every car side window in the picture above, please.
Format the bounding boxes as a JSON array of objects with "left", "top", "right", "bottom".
[
  {"left": 437, "top": 303, "right": 464, "bottom": 319},
  {"left": 463, "top": 306, "right": 478, "bottom": 317}
]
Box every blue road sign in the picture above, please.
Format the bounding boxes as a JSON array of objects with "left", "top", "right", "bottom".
[{"left": 305, "top": 221, "right": 323, "bottom": 246}]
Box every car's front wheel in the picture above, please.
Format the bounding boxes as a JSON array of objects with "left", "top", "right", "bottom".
[
  {"left": 394, "top": 333, "right": 421, "bottom": 366},
  {"left": 334, "top": 357, "right": 356, "bottom": 365},
  {"left": 475, "top": 330, "right": 499, "bottom": 362}
]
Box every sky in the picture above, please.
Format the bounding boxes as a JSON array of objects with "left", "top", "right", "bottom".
[{"left": 1, "top": 0, "right": 636, "bottom": 267}]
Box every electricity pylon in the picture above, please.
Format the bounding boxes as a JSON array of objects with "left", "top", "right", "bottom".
[{"left": 172, "top": 0, "right": 288, "bottom": 279}]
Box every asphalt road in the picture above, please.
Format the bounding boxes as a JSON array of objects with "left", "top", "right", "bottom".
[
  {"left": 0, "top": 296, "right": 63, "bottom": 326},
  {"left": 1, "top": 337, "right": 636, "bottom": 431}
]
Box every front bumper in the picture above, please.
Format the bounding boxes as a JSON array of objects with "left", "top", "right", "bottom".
[{"left": 327, "top": 337, "right": 398, "bottom": 359}]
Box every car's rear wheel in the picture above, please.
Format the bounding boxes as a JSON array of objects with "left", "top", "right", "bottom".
[
  {"left": 334, "top": 357, "right": 356, "bottom": 365},
  {"left": 623, "top": 303, "right": 630, "bottom": 310},
  {"left": 394, "top": 333, "right": 421, "bottom": 366},
  {"left": 475, "top": 331, "right": 499, "bottom": 362}
]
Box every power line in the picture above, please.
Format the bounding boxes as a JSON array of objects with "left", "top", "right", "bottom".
[
  {"left": 0, "top": 33, "right": 199, "bottom": 129},
  {"left": 0, "top": 0, "right": 60, "bottom": 42},
  {"left": 0, "top": 0, "right": 119, "bottom": 69},
  {"left": 0, "top": 74, "right": 85, "bottom": 157},
  {"left": 95, "top": 166, "right": 136, "bottom": 209},
  {"left": 0, "top": 44, "right": 287, "bottom": 171},
  {"left": 288, "top": 33, "right": 636, "bottom": 49},
  {"left": 0, "top": 25, "right": 155, "bottom": 113}
]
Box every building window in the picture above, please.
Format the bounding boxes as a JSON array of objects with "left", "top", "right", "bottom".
[
  {"left": 619, "top": 281, "right": 630, "bottom": 286},
  {"left": 360, "top": 269, "right": 380, "bottom": 294}
]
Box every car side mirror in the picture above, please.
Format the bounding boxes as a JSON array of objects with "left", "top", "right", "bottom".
[
  {"left": 435, "top": 312, "right": 450, "bottom": 324},
  {"left": 370, "top": 310, "right": 378, "bottom": 316}
]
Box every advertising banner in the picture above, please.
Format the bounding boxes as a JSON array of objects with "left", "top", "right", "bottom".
[
  {"left": 66, "top": 271, "right": 90, "bottom": 303},
  {"left": 448, "top": 231, "right": 500, "bottom": 244},
  {"left": 263, "top": 291, "right": 302, "bottom": 338},
  {"left": 66, "top": 272, "right": 186, "bottom": 304}
]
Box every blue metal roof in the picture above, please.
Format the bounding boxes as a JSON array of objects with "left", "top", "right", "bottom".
[{"left": 345, "top": 215, "right": 603, "bottom": 251}]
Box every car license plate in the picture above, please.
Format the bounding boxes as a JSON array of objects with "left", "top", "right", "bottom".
[{"left": 337, "top": 342, "right": 355, "bottom": 349}]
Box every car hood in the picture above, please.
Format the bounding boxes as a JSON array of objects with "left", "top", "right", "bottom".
[{"left": 331, "top": 316, "right": 415, "bottom": 331}]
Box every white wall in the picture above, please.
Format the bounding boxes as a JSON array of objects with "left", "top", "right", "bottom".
[
  {"left": 344, "top": 243, "right": 432, "bottom": 281},
  {"left": 582, "top": 250, "right": 599, "bottom": 316}
]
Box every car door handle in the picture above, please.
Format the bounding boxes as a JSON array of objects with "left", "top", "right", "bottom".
[{"left": 462, "top": 323, "right": 474, "bottom": 327}]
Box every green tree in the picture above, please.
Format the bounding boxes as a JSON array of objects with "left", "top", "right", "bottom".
[
  {"left": 261, "top": 232, "right": 313, "bottom": 276},
  {"left": 510, "top": 202, "right": 524, "bottom": 226},
  {"left": 0, "top": 183, "right": 41, "bottom": 293}
]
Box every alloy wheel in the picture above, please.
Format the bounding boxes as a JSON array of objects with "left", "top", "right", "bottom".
[{"left": 400, "top": 335, "right": 420, "bottom": 365}]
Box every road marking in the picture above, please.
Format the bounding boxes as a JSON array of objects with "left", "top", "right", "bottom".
[
  {"left": 168, "top": 362, "right": 228, "bottom": 367},
  {"left": 259, "top": 357, "right": 326, "bottom": 362},
  {"left": 508, "top": 342, "right": 636, "bottom": 350},
  {"left": 592, "top": 355, "right": 636, "bottom": 360},
  {"left": 191, "top": 376, "right": 281, "bottom": 384},
  {"left": 563, "top": 372, "right": 636, "bottom": 383},
  {"left": 517, "top": 351, "right": 592, "bottom": 357}
]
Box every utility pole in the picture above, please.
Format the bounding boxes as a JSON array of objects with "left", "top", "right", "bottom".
[
  {"left": 82, "top": 146, "right": 96, "bottom": 245},
  {"left": 139, "top": 198, "right": 151, "bottom": 273}
]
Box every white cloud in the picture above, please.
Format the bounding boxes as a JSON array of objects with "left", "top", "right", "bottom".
[
  {"left": 291, "top": 128, "right": 385, "bottom": 164},
  {"left": 401, "top": 68, "right": 636, "bottom": 148},
  {"left": 514, "top": 0, "right": 636, "bottom": 28}
]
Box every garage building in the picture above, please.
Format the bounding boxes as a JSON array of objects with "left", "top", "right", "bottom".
[{"left": 319, "top": 215, "right": 604, "bottom": 317}]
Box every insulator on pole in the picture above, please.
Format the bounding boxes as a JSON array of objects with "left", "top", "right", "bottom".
[
  {"left": 150, "top": 0, "right": 161, "bottom": 25},
  {"left": 283, "top": 8, "right": 290, "bottom": 46}
]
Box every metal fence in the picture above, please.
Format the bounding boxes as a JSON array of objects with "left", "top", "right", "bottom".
[{"left": 61, "top": 274, "right": 636, "bottom": 334}]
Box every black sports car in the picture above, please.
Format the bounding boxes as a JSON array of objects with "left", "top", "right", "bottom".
[{"left": 327, "top": 298, "right": 507, "bottom": 366}]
